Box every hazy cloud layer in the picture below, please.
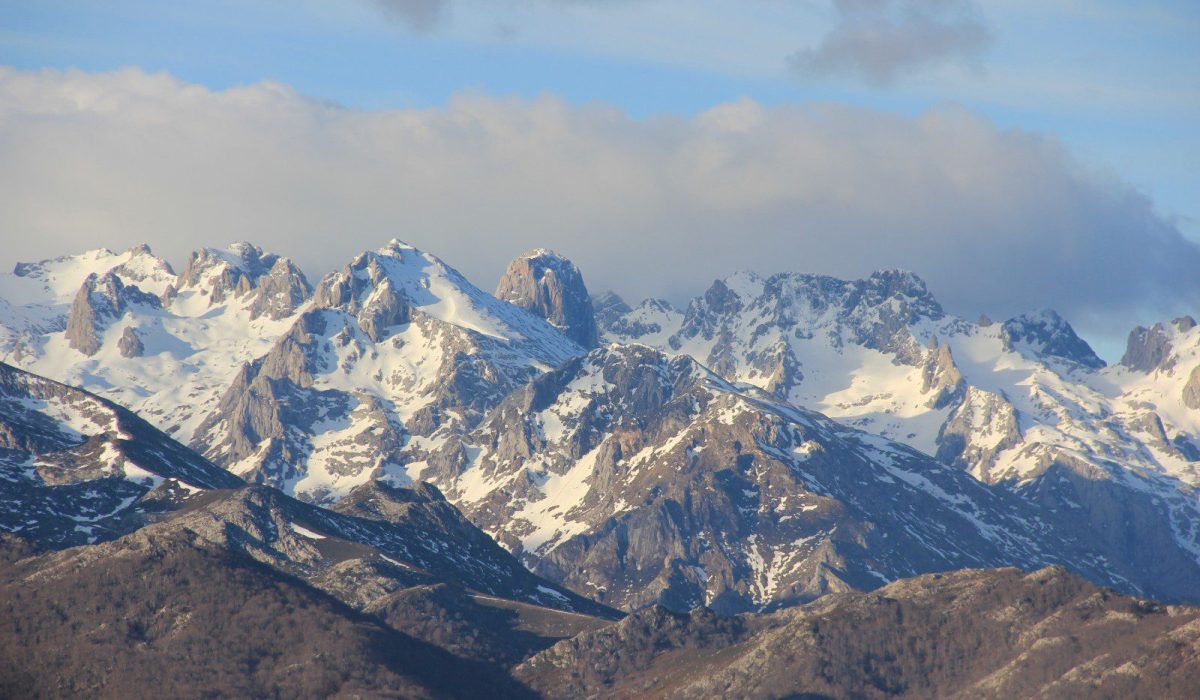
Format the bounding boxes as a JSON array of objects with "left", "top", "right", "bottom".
[
  {"left": 791, "top": 0, "right": 992, "bottom": 85},
  {"left": 1, "top": 67, "right": 1196, "bottom": 343},
  {"left": 372, "top": 0, "right": 447, "bottom": 31}
]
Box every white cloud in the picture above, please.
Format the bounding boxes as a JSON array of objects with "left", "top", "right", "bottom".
[{"left": 1, "top": 66, "right": 1197, "bottom": 341}]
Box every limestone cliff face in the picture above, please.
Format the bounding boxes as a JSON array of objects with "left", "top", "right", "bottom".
[
  {"left": 1120, "top": 318, "right": 1193, "bottom": 373},
  {"left": 64, "top": 272, "right": 160, "bottom": 356},
  {"left": 920, "top": 339, "right": 964, "bottom": 409},
  {"left": 495, "top": 249, "right": 599, "bottom": 349},
  {"left": 1185, "top": 364, "right": 1200, "bottom": 409},
  {"left": 312, "top": 252, "right": 412, "bottom": 342}
]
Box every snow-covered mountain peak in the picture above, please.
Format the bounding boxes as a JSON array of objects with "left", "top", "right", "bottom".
[
  {"left": 315, "top": 240, "right": 582, "bottom": 350},
  {"left": 1000, "top": 309, "right": 1106, "bottom": 369},
  {"left": 178, "top": 241, "right": 284, "bottom": 286},
  {"left": 595, "top": 265, "right": 1200, "bottom": 529},
  {"left": 659, "top": 268, "right": 946, "bottom": 381},
  {"left": 191, "top": 241, "right": 585, "bottom": 502},
  {"left": 681, "top": 268, "right": 943, "bottom": 336},
  {"left": 705, "top": 270, "right": 764, "bottom": 310},
  {"left": 2, "top": 241, "right": 311, "bottom": 446},
  {"left": 413, "top": 338, "right": 1193, "bottom": 611},
  {"left": 379, "top": 237, "right": 417, "bottom": 254},
  {"left": 518, "top": 247, "right": 558, "bottom": 259},
  {"left": 2, "top": 245, "right": 176, "bottom": 307},
  {"left": 863, "top": 268, "right": 937, "bottom": 300},
  {"left": 172, "top": 243, "right": 311, "bottom": 321}
]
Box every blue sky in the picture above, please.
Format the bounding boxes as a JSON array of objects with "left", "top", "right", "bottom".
[{"left": 1, "top": 0, "right": 1198, "bottom": 355}]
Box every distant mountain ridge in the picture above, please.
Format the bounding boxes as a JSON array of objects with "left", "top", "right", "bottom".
[
  {"left": 4, "top": 239, "right": 1200, "bottom": 613},
  {"left": 5, "top": 240, "right": 1200, "bottom": 696},
  {"left": 595, "top": 268, "right": 1200, "bottom": 604}
]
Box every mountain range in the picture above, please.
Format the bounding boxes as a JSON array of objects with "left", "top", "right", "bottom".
[{"left": 2, "top": 239, "right": 1199, "bottom": 696}]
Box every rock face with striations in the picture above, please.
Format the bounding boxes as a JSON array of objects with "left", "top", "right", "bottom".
[
  {"left": 64, "top": 272, "right": 161, "bottom": 356},
  {"left": 1185, "top": 364, "right": 1200, "bottom": 409},
  {"left": 495, "top": 249, "right": 599, "bottom": 349},
  {"left": 1121, "top": 319, "right": 1189, "bottom": 373},
  {"left": 920, "top": 338, "right": 965, "bottom": 409}
]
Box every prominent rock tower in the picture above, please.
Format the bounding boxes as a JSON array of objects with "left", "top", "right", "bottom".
[{"left": 495, "top": 249, "right": 599, "bottom": 349}]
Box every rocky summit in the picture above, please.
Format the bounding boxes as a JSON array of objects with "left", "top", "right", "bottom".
[{"left": 496, "top": 249, "right": 600, "bottom": 349}]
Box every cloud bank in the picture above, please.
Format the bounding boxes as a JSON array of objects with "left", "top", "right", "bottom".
[
  {"left": 1, "top": 67, "right": 1196, "bottom": 341},
  {"left": 791, "top": 0, "right": 992, "bottom": 85}
]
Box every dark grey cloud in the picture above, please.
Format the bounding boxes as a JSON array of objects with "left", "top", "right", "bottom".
[
  {"left": 1, "top": 68, "right": 1196, "bottom": 348},
  {"left": 791, "top": 0, "right": 992, "bottom": 86},
  {"left": 372, "top": 0, "right": 448, "bottom": 31}
]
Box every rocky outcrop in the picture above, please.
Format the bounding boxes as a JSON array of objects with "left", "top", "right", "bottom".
[
  {"left": 750, "top": 338, "right": 803, "bottom": 397},
  {"left": 1001, "top": 309, "right": 1106, "bottom": 369},
  {"left": 1184, "top": 364, "right": 1200, "bottom": 410},
  {"left": 935, "top": 386, "right": 1022, "bottom": 480},
  {"left": 109, "top": 243, "right": 177, "bottom": 291},
  {"left": 1014, "top": 451, "right": 1200, "bottom": 604},
  {"left": 313, "top": 247, "right": 415, "bottom": 341},
  {"left": 176, "top": 243, "right": 311, "bottom": 319},
  {"left": 64, "top": 272, "right": 160, "bottom": 356},
  {"left": 246, "top": 256, "right": 313, "bottom": 320},
  {"left": 1121, "top": 320, "right": 1182, "bottom": 373},
  {"left": 495, "top": 249, "right": 599, "bottom": 348},
  {"left": 590, "top": 290, "right": 632, "bottom": 330},
  {"left": 190, "top": 311, "right": 346, "bottom": 483},
  {"left": 117, "top": 326, "right": 144, "bottom": 358},
  {"left": 920, "top": 339, "right": 964, "bottom": 409}
]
